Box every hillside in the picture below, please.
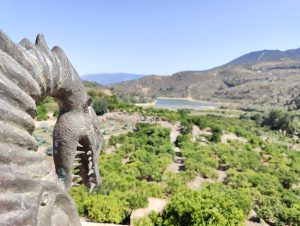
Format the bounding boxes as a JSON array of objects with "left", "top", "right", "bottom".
[
  {"left": 81, "top": 73, "right": 144, "bottom": 85},
  {"left": 112, "top": 48, "right": 300, "bottom": 107},
  {"left": 35, "top": 81, "right": 300, "bottom": 225},
  {"left": 226, "top": 48, "right": 300, "bottom": 66}
]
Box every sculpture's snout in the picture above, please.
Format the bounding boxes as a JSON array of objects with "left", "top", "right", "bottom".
[{"left": 53, "top": 106, "right": 103, "bottom": 193}]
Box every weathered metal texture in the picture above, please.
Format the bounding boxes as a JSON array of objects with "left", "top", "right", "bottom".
[{"left": 0, "top": 31, "right": 103, "bottom": 226}]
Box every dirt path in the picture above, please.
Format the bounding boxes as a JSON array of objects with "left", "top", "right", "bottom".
[
  {"left": 130, "top": 198, "right": 168, "bottom": 226},
  {"left": 98, "top": 112, "right": 142, "bottom": 143},
  {"left": 129, "top": 120, "right": 182, "bottom": 224},
  {"left": 156, "top": 121, "right": 184, "bottom": 174},
  {"left": 221, "top": 132, "right": 247, "bottom": 144},
  {"left": 186, "top": 170, "right": 227, "bottom": 191},
  {"left": 191, "top": 125, "right": 201, "bottom": 142},
  {"left": 155, "top": 121, "right": 181, "bottom": 143},
  {"left": 187, "top": 176, "right": 214, "bottom": 190}
]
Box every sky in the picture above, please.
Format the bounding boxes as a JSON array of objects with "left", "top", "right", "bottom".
[{"left": 1, "top": 0, "right": 300, "bottom": 76}]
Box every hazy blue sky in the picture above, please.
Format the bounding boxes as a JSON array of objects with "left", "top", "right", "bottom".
[{"left": 1, "top": 0, "right": 300, "bottom": 75}]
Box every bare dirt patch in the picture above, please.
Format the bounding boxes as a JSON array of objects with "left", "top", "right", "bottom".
[
  {"left": 221, "top": 132, "right": 247, "bottom": 144},
  {"left": 166, "top": 162, "right": 184, "bottom": 174},
  {"left": 130, "top": 198, "right": 168, "bottom": 225},
  {"left": 187, "top": 176, "right": 214, "bottom": 190},
  {"left": 216, "top": 170, "right": 227, "bottom": 183},
  {"left": 246, "top": 210, "right": 270, "bottom": 226},
  {"left": 98, "top": 112, "right": 142, "bottom": 141}
]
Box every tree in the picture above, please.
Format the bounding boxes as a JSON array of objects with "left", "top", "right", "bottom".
[
  {"left": 262, "top": 110, "right": 297, "bottom": 134},
  {"left": 36, "top": 103, "right": 48, "bottom": 120},
  {"left": 84, "top": 195, "right": 129, "bottom": 224},
  {"left": 160, "top": 186, "right": 247, "bottom": 226},
  {"left": 210, "top": 126, "right": 222, "bottom": 142},
  {"left": 93, "top": 97, "right": 109, "bottom": 115}
]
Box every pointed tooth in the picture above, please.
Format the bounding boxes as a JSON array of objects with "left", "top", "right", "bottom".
[
  {"left": 73, "top": 167, "right": 80, "bottom": 171},
  {"left": 72, "top": 175, "right": 80, "bottom": 179},
  {"left": 88, "top": 169, "right": 94, "bottom": 176},
  {"left": 73, "top": 168, "right": 80, "bottom": 174},
  {"left": 88, "top": 161, "right": 93, "bottom": 169},
  {"left": 76, "top": 150, "right": 85, "bottom": 155},
  {"left": 88, "top": 177, "right": 96, "bottom": 185},
  {"left": 77, "top": 142, "right": 83, "bottom": 148},
  {"left": 87, "top": 151, "right": 92, "bottom": 155},
  {"left": 74, "top": 157, "right": 81, "bottom": 161},
  {"left": 89, "top": 182, "right": 95, "bottom": 194},
  {"left": 88, "top": 157, "right": 92, "bottom": 161},
  {"left": 72, "top": 182, "right": 80, "bottom": 187},
  {"left": 73, "top": 162, "right": 81, "bottom": 167},
  {"left": 75, "top": 178, "right": 82, "bottom": 183}
]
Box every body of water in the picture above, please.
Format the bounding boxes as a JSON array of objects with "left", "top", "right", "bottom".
[{"left": 155, "top": 98, "right": 219, "bottom": 110}]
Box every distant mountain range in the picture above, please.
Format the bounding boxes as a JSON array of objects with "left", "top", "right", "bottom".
[
  {"left": 81, "top": 73, "right": 144, "bottom": 85},
  {"left": 112, "top": 48, "right": 300, "bottom": 107},
  {"left": 225, "top": 48, "right": 300, "bottom": 66}
]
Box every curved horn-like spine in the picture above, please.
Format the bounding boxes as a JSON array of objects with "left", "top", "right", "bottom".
[{"left": 0, "top": 31, "right": 103, "bottom": 226}]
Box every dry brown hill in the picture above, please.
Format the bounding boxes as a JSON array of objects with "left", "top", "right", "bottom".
[{"left": 112, "top": 48, "right": 300, "bottom": 107}]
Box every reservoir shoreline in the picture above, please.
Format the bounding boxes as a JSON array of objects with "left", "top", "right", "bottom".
[{"left": 136, "top": 97, "right": 220, "bottom": 110}]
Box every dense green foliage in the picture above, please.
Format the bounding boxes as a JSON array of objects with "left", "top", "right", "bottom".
[
  {"left": 70, "top": 123, "right": 173, "bottom": 223},
  {"left": 36, "top": 96, "right": 58, "bottom": 120},
  {"left": 158, "top": 184, "right": 251, "bottom": 226},
  {"left": 262, "top": 109, "right": 300, "bottom": 135},
  {"left": 93, "top": 97, "right": 109, "bottom": 115},
  {"left": 210, "top": 126, "right": 222, "bottom": 142},
  {"left": 72, "top": 105, "right": 300, "bottom": 225},
  {"left": 36, "top": 103, "right": 48, "bottom": 120},
  {"left": 66, "top": 89, "right": 300, "bottom": 225}
]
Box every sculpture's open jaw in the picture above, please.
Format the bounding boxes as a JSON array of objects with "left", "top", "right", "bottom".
[
  {"left": 53, "top": 107, "right": 102, "bottom": 193},
  {"left": 71, "top": 137, "right": 101, "bottom": 193}
]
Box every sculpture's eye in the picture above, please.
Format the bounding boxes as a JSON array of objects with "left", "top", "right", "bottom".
[{"left": 84, "top": 97, "right": 92, "bottom": 113}]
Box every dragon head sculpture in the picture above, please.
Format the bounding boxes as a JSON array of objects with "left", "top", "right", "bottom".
[
  {"left": 0, "top": 31, "right": 103, "bottom": 225},
  {"left": 54, "top": 100, "right": 102, "bottom": 192}
]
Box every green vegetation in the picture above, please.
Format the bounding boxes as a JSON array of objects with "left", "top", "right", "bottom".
[
  {"left": 93, "top": 97, "right": 109, "bottom": 115},
  {"left": 32, "top": 82, "right": 299, "bottom": 225},
  {"left": 70, "top": 123, "right": 172, "bottom": 223},
  {"left": 36, "top": 103, "right": 48, "bottom": 120},
  {"left": 68, "top": 100, "right": 300, "bottom": 225},
  {"left": 36, "top": 96, "right": 58, "bottom": 120},
  {"left": 262, "top": 109, "right": 300, "bottom": 135},
  {"left": 154, "top": 184, "right": 251, "bottom": 226},
  {"left": 210, "top": 126, "right": 222, "bottom": 142}
]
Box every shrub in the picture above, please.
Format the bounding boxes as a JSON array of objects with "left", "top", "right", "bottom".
[
  {"left": 84, "top": 195, "right": 129, "bottom": 223},
  {"left": 262, "top": 110, "right": 298, "bottom": 135},
  {"left": 69, "top": 185, "right": 89, "bottom": 214},
  {"left": 252, "top": 113, "right": 263, "bottom": 125},
  {"left": 175, "top": 134, "right": 191, "bottom": 148},
  {"left": 53, "top": 109, "right": 59, "bottom": 118},
  {"left": 130, "top": 150, "right": 162, "bottom": 181},
  {"left": 191, "top": 116, "right": 209, "bottom": 129},
  {"left": 160, "top": 186, "right": 248, "bottom": 226},
  {"left": 93, "top": 97, "right": 109, "bottom": 115},
  {"left": 210, "top": 126, "right": 222, "bottom": 142},
  {"left": 36, "top": 103, "right": 48, "bottom": 121},
  {"left": 256, "top": 192, "right": 300, "bottom": 225},
  {"left": 180, "top": 120, "right": 193, "bottom": 134},
  {"left": 177, "top": 109, "right": 191, "bottom": 115}
]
